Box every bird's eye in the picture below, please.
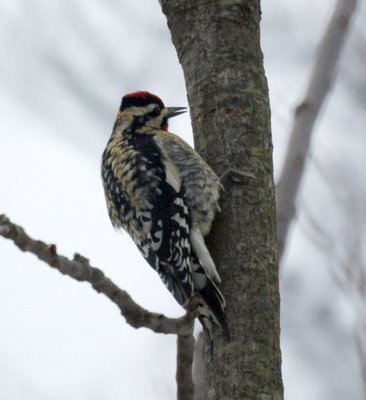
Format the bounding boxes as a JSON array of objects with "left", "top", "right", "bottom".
[{"left": 150, "top": 106, "right": 161, "bottom": 117}]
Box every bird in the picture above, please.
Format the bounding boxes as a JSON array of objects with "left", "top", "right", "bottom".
[{"left": 101, "top": 91, "right": 229, "bottom": 347}]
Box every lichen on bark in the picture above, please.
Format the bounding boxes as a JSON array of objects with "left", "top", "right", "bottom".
[{"left": 161, "top": 1, "right": 283, "bottom": 399}]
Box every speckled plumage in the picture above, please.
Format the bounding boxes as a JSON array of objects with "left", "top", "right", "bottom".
[{"left": 101, "top": 91, "right": 228, "bottom": 344}]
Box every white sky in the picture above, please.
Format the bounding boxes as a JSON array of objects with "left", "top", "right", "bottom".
[{"left": 0, "top": 1, "right": 365, "bottom": 399}]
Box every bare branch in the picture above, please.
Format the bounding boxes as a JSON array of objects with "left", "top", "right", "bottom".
[
  {"left": 176, "top": 320, "right": 195, "bottom": 400},
  {"left": 193, "top": 333, "right": 205, "bottom": 400},
  {"left": 276, "top": 0, "right": 358, "bottom": 261},
  {"left": 0, "top": 214, "right": 193, "bottom": 335}
]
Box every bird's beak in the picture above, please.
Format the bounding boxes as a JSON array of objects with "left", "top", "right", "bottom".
[{"left": 166, "top": 107, "right": 187, "bottom": 118}]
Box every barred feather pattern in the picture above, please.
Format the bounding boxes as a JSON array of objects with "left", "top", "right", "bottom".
[
  {"left": 101, "top": 103, "right": 228, "bottom": 346},
  {"left": 102, "top": 132, "right": 195, "bottom": 305}
]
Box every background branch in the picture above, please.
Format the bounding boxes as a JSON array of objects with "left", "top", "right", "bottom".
[
  {"left": 0, "top": 214, "right": 193, "bottom": 336},
  {"left": 301, "top": 167, "right": 366, "bottom": 399},
  {"left": 276, "top": 0, "right": 358, "bottom": 261}
]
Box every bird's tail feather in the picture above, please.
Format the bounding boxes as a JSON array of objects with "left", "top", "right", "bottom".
[{"left": 196, "top": 278, "right": 230, "bottom": 351}]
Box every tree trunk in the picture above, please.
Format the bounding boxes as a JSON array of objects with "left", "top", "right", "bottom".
[{"left": 160, "top": 1, "right": 283, "bottom": 399}]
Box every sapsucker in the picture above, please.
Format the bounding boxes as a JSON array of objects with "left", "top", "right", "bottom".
[{"left": 101, "top": 91, "right": 229, "bottom": 346}]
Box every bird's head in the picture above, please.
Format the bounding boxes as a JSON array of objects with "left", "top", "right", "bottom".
[{"left": 116, "top": 91, "right": 186, "bottom": 132}]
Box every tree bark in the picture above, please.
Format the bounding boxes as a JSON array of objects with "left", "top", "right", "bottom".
[{"left": 161, "top": 1, "right": 283, "bottom": 399}]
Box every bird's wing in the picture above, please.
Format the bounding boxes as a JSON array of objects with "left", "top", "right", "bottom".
[
  {"left": 153, "top": 131, "right": 222, "bottom": 236},
  {"left": 115, "top": 133, "right": 195, "bottom": 305}
]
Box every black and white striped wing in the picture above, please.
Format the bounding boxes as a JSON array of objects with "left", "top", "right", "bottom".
[
  {"left": 135, "top": 193, "right": 194, "bottom": 306},
  {"left": 122, "top": 134, "right": 195, "bottom": 306}
]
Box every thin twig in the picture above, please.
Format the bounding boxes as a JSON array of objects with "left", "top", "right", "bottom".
[
  {"left": 276, "top": 0, "right": 358, "bottom": 262},
  {"left": 176, "top": 319, "right": 195, "bottom": 400},
  {"left": 0, "top": 214, "right": 193, "bottom": 335}
]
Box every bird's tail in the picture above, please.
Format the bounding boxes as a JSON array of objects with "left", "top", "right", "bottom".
[{"left": 196, "top": 277, "right": 230, "bottom": 352}]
